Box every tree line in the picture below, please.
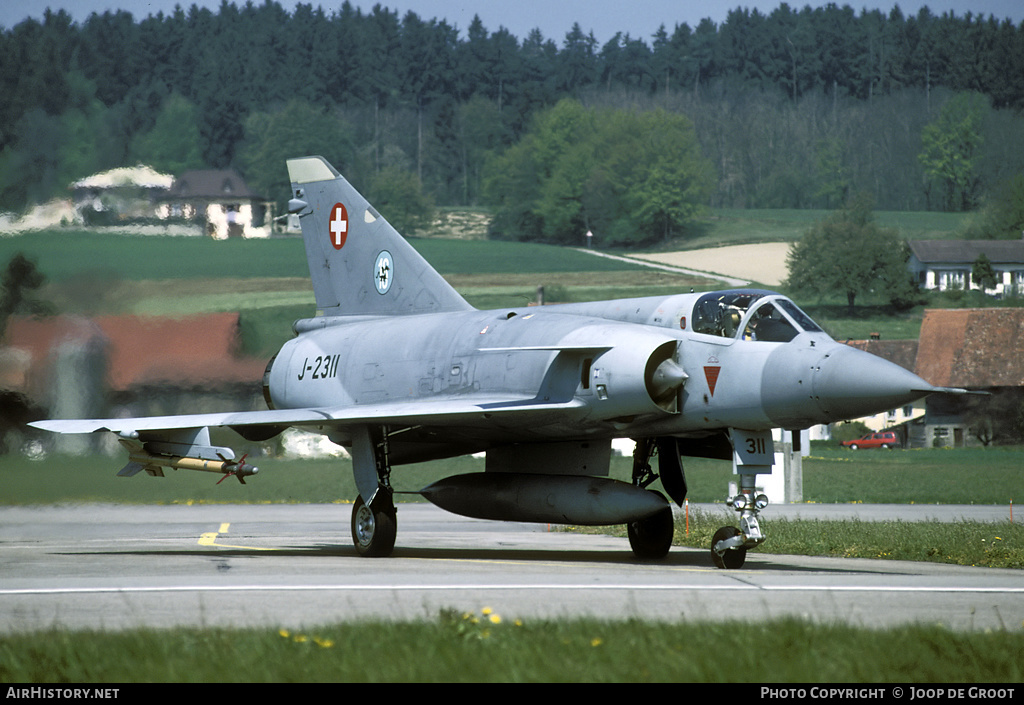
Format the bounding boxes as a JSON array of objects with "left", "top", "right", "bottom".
[{"left": 1, "top": 1, "right": 1023, "bottom": 240}]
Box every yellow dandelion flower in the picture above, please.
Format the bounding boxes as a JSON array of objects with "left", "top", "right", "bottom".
[
  {"left": 489, "top": 613, "right": 502, "bottom": 624},
  {"left": 294, "top": 634, "right": 308, "bottom": 643},
  {"left": 591, "top": 638, "right": 603, "bottom": 647},
  {"left": 278, "top": 629, "right": 290, "bottom": 638},
  {"left": 514, "top": 619, "right": 524, "bottom": 627},
  {"left": 481, "top": 607, "right": 493, "bottom": 615},
  {"left": 314, "top": 637, "right": 335, "bottom": 648}
]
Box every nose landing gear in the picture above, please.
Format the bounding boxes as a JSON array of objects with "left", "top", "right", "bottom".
[
  {"left": 711, "top": 429, "right": 773, "bottom": 569},
  {"left": 711, "top": 472, "right": 769, "bottom": 569}
]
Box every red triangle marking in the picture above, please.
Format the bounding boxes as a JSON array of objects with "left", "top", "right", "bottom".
[{"left": 704, "top": 366, "right": 721, "bottom": 396}]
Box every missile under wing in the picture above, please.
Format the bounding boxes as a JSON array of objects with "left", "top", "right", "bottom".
[{"left": 31, "top": 156, "right": 957, "bottom": 567}]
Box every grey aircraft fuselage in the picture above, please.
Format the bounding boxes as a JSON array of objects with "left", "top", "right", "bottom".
[
  {"left": 268, "top": 290, "right": 925, "bottom": 460},
  {"left": 31, "top": 155, "right": 951, "bottom": 564}
]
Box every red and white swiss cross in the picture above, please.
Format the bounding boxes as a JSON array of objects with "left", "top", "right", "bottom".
[{"left": 328, "top": 202, "right": 348, "bottom": 250}]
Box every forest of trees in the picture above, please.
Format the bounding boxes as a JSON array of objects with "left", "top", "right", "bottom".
[{"left": 2, "top": 1, "right": 1023, "bottom": 243}]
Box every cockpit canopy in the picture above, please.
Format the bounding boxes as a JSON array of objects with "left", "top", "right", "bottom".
[{"left": 691, "top": 290, "right": 822, "bottom": 343}]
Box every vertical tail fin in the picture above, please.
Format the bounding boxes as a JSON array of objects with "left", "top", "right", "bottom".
[{"left": 286, "top": 156, "right": 472, "bottom": 316}]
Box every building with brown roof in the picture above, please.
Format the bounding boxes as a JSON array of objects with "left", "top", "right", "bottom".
[
  {"left": 839, "top": 308, "right": 1024, "bottom": 447},
  {"left": 913, "top": 308, "right": 1024, "bottom": 447},
  {"left": 916, "top": 308, "right": 1024, "bottom": 388},
  {"left": 1, "top": 313, "right": 268, "bottom": 453}
]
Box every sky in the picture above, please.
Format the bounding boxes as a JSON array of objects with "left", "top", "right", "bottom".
[{"left": 3, "top": 0, "right": 1023, "bottom": 42}]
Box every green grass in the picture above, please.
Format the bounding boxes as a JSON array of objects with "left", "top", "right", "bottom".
[
  {"left": 0, "top": 232, "right": 311, "bottom": 282},
  {"left": 411, "top": 237, "right": 648, "bottom": 274},
  {"left": 0, "top": 230, "right": 647, "bottom": 286},
  {"left": 669, "top": 208, "right": 970, "bottom": 250},
  {"left": 0, "top": 451, "right": 481, "bottom": 505},
  {"left": 6, "top": 446, "right": 1020, "bottom": 507},
  {"left": 2, "top": 617, "right": 1021, "bottom": 682},
  {"left": 629, "top": 506, "right": 1024, "bottom": 569},
  {"left": 759, "top": 517, "right": 1023, "bottom": 568},
  {"left": 801, "top": 446, "right": 1024, "bottom": 505}
]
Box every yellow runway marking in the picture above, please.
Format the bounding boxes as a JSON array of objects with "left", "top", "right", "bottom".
[{"left": 198, "top": 522, "right": 275, "bottom": 551}]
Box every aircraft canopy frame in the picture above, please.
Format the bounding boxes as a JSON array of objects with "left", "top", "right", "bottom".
[{"left": 691, "top": 290, "right": 823, "bottom": 343}]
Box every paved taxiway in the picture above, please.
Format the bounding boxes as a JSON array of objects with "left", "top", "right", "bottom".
[{"left": 1, "top": 503, "right": 1021, "bottom": 633}]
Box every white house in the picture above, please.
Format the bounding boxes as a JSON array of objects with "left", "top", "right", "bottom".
[{"left": 907, "top": 240, "right": 1024, "bottom": 295}]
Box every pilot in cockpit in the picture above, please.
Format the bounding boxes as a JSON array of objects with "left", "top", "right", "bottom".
[{"left": 744, "top": 302, "right": 797, "bottom": 343}]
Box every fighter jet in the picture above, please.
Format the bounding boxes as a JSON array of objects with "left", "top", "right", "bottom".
[{"left": 30, "top": 156, "right": 959, "bottom": 568}]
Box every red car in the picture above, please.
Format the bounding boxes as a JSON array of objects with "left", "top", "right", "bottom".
[{"left": 841, "top": 431, "right": 899, "bottom": 450}]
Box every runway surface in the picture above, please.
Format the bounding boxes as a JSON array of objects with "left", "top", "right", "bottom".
[{"left": 1, "top": 503, "right": 1021, "bottom": 633}]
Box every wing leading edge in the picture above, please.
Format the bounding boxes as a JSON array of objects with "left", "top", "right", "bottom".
[{"left": 28, "top": 396, "right": 587, "bottom": 436}]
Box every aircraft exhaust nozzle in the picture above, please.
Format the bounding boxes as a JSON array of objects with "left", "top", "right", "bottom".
[{"left": 417, "top": 473, "right": 669, "bottom": 525}]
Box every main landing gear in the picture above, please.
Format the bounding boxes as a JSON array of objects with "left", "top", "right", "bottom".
[
  {"left": 351, "top": 492, "right": 397, "bottom": 557},
  {"left": 349, "top": 426, "right": 398, "bottom": 557},
  {"left": 628, "top": 437, "right": 686, "bottom": 560},
  {"left": 626, "top": 495, "right": 674, "bottom": 559}
]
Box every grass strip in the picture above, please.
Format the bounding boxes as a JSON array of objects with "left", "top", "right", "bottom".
[
  {"left": 2, "top": 614, "right": 1021, "bottom": 682},
  {"left": 661, "top": 507, "right": 1024, "bottom": 569}
]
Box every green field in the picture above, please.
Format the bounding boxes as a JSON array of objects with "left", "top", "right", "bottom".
[
  {"left": 4, "top": 229, "right": 714, "bottom": 355},
  {"left": 0, "top": 230, "right": 651, "bottom": 285},
  {"left": 2, "top": 617, "right": 1021, "bottom": 683},
  {"left": 6, "top": 228, "right": 702, "bottom": 310},
  {"left": 658, "top": 208, "right": 971, "bottom": 250},
  {"left": 7, "top": 445, "right": 1021, "bottom": 507}
]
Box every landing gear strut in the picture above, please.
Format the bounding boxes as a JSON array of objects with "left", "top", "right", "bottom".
[
  {"left": 710, "top": 429, "right": 772, "bottom": 569},
  {"left": 710, "top": 472, "right": 769, "bottom": 569},
  {"left": 350, "top": 425, "right": 397, "bottom": 557}
]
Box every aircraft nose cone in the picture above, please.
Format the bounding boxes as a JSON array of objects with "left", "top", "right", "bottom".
[
  {"left": 812, "top": 345, "right": 931, "bottom": 421},
  {"left": 762, "top": 340, "right": 934, "bottom": 428}
]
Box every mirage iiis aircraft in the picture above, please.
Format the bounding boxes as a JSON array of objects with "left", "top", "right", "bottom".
[{"left": 31, "top": 156, "right": 957, "bottom": 568}]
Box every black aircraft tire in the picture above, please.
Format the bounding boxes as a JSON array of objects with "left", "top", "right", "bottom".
[
  {"left": 627, "top": 492, "right": 674, "bottom": 559},
  {"left": 710, "top": 526, "right": 747, "bottom": 569},
  {"left": 351, "top": 494, "right": 397, "bottom": 557}
]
